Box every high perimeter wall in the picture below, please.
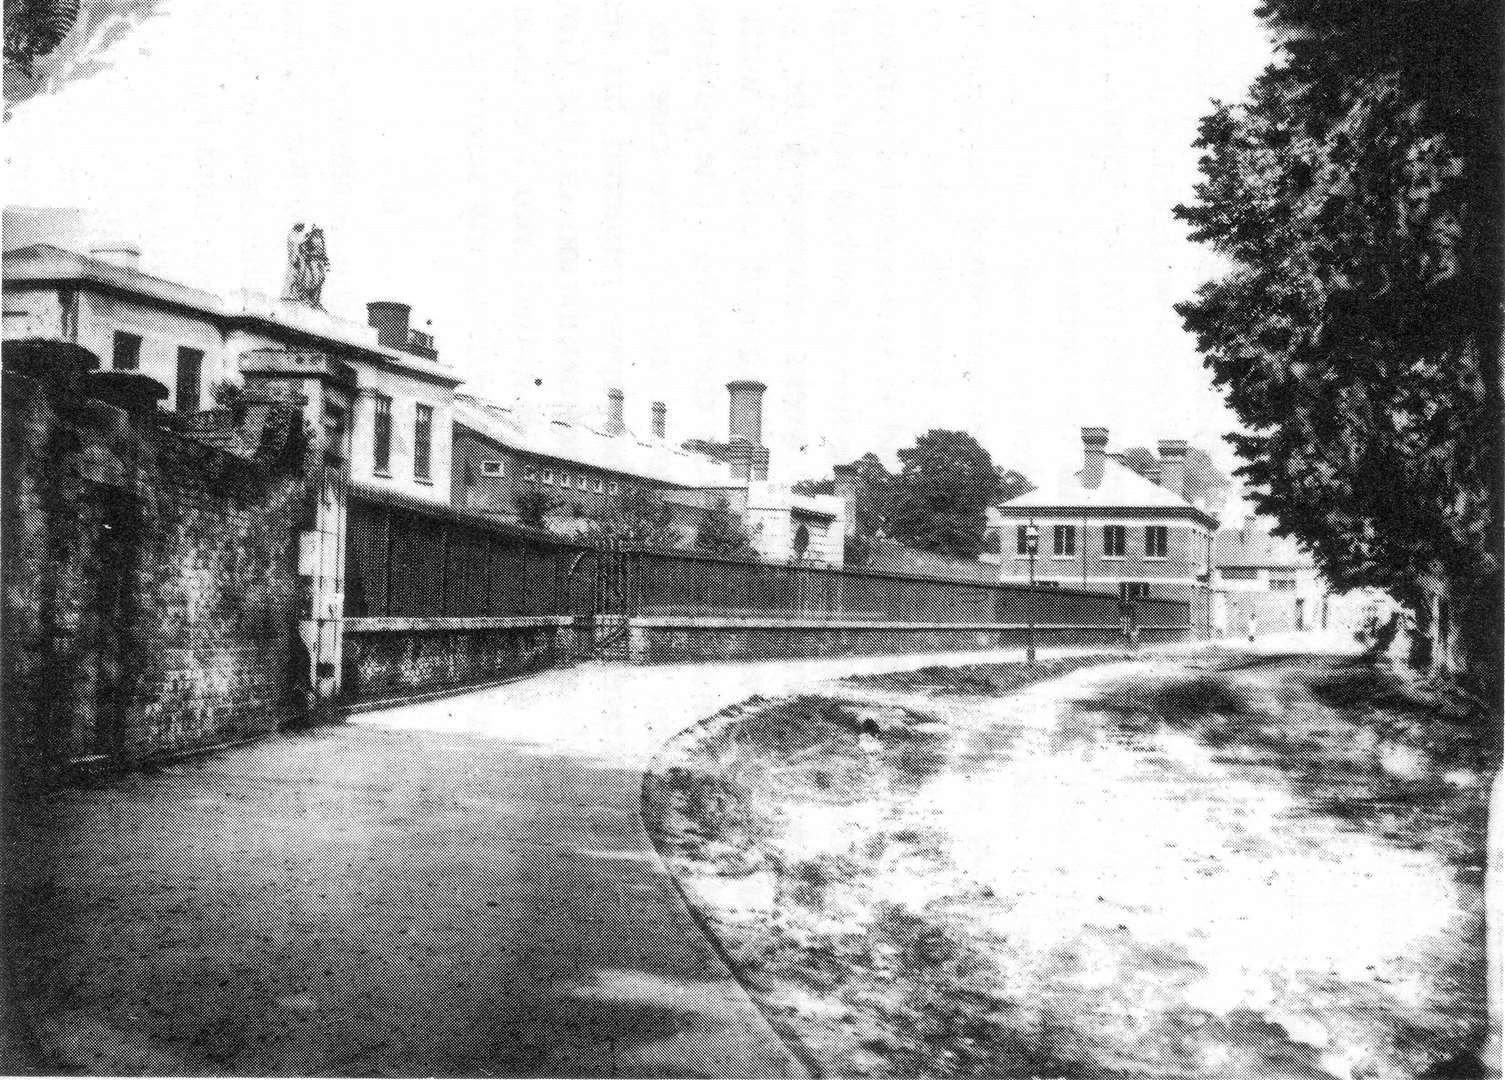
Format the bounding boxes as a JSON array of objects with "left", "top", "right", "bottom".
[{"left": 2, "top": 353, "right": 308, "bottom": 790}]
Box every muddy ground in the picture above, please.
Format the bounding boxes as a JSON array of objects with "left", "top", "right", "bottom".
[{"left": 642, "top": 650, "right": 1495, "bottom": 1079}]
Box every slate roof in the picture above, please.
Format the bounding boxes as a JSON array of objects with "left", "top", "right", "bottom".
[
  {"left": 994, "top": 455, "right": 1218, "bottom": 527},
  {"left": 454, "top": 393, "right": 735, "bottom": 489}
]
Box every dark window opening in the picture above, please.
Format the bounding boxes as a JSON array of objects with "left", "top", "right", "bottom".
[
  {"left": 1104, "top": 525, "right": 1126, "bottom": 557},
  {"left": 1145, "top": 525, "right": 1168, "bottom": 558},
  {"left": 112, "top": 331, "right": 142, "bottom": 370},
  {"left": 372, "top": 395, "right": 393, "bottom": 473},
  {"left": 414, "top": 403, "right": 433, "bottom": 479},
  {"left": 175, "top": 347, "right": 203, "bottom": 412}
]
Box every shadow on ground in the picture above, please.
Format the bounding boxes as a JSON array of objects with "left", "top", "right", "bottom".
[{"left": 2, "top": 721, "right": 769, "bottom": 1077}]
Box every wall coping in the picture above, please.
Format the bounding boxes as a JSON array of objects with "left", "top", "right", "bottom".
[
  {"left": 626, "top": 616, "right": 1187, "bottom": 632},
  {"left": 344, "top": 616, "right": 575, "bottom": 632}
]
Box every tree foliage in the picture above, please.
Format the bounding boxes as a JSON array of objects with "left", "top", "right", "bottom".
[
  {"left": 994, "top": 466, "right": 1034, "bottom": 504},
  {"left": 888, "top": 430, "right": 1003, "bottom": 559},
  {"left": 582, "top": 487, "right": 682, "bottom": 549},
  {"left": 512, "top": 488, "right": 559, "bottom": 530},
  {"left": 793, "top": 452, "right": 896, "bottom": 537},
  {"left": 695, "top": 496, "right": 756, "bottom": 556},
  {"left": 4, "top": 0, "right": 165, "bottom": 119},
  {"left": 1174, "top": 0, "right": 1500, "bottom": 679}
]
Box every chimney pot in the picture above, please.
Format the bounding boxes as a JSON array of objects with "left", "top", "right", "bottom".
[
  {"left": 727, "top": 380, "right": 767, "bottom": 445},
  {"left": 1081, "top": 427, "right": 1109, "bottom": 489},
  {"left": 606, "top": 387, "right": 625, "bottom": 435},
  {"left": 1157, "top": 439, "right": 1189, "bottom": 497},
  {"left": 651, "top": 401, "right": 666, "bottom": 438},
  {"left": 367, "top": 301, "right": 412, "bottom": 349},
  {"left": 833, "top": 462, "right": 860, "bottom": 538}
]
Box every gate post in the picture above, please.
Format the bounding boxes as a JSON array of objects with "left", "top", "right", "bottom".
[{"left": 240, "top": 349, "right": 357, "bottom": 705}]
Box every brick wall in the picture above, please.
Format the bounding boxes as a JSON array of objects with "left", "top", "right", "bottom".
[
  {"left": 340, "top": 617, "right": 577, "bottom": 703},
  {"left": 2, "top": 355, "right": 306, "bottom": 789}
]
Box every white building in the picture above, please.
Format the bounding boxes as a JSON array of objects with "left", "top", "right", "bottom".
[{"left": 2, "top": 242, "right": 460, "bottom": 505}]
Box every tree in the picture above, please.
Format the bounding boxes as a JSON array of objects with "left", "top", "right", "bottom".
[
  {"left": 887, "top": 430, "right": 1003, "bottom": 559},
  {"left": 1174, "top": 0, "right": 1500, "bottom": 688},
  {"left": 512, "top": 488, "right": 559, "bottom": 530},
  {"left": 694, "top": 496, "right": 756, "bottom": 556},
  {"left": 4, "top": 0, "right": 166, "bottom": 119},
  {"left": 582, "top": 487, "right": 682, "bottom": 549}
]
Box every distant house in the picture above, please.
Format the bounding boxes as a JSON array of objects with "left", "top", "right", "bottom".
[
  {"left": 1212, "top": 517, "right": 1395, "bottom": 636},
  {"left": 989, "top": 427, "right": 1219, "bottom": 632}
]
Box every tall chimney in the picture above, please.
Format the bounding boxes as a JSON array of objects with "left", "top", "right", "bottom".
[
  {"left": 367, "top": 301, "right": 411, "bottom": 349},
  {"left": 1158, "top": 439, "right": 1188, "bottom": 498},
  {"left": 651, "top": 401, "right": 666, "bottom": 438},
  {"left": 1081, "top": 427, "right": 1109, "bottom": 489},
  {"left": 606, "top": 387, "right": 625, "bottom": 435},
  {"left": 727, "top": 380, "right": 767, "bottom": 445},
  {"left": 89, "top": 240, "right": 141, "bottom": 271},
  {"left": 833, "top": 462, "right": 860, "bottom": 538}
]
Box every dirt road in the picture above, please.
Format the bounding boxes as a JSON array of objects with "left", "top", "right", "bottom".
[{"left": 646, "top": 646, "right": 1493, "bottom": 1078}]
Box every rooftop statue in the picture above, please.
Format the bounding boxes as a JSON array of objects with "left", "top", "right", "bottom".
[{"left": 281, "top": 222, "right": 331, "bottom": 309}]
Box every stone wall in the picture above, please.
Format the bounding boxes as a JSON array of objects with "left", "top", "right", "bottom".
[
  {"left": 624, "top": 616, "right": 1189, "bottom": 665},
  {"left": 2, "top": 350, "right": 307, "bottom": 789},
  {"left": 340, "top": 617, "right": 579, "bottom": 704}
]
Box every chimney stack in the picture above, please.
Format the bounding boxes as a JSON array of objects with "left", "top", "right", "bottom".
[
  {"left": 89, "top": 240, "right": 141, "bottom": 271},
  {"left": 1081, "top": 427, "right": 1109, "bottom": 489},
  {"left": 367, "top": 301, "right": 412, "bottom": 349},
  {"left": 727, "top": 380, "right": 770, "bottom": 482},
  {"left": 651, "top": 401, "right": 666, "bottom": 438},
  {"left": 606, "top": 387, "right": 625, "bottom": 435},
  {"left": 833, "top": 463, "right": 860, "bottom": 538},
  {"left": 1157, "top": 439, "right": 1188, "bottom": 498}
]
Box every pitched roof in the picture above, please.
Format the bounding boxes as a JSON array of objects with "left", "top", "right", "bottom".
[
  {"left": 454, "top": 393, "right": 736, "bottom": 489},
  {"left": 3, "top": 244, "right": 461, "bottom": 387},
  {"left": 1214, "top": 519, "right": 1314, "bottom": 569},
  {"left": 995, "top": 455, "right": 1218, "bottom": 526}
]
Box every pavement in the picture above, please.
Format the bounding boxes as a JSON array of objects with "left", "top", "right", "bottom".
[{"left": 4, "top": 642, "right": 1155, "bottom": 1077}]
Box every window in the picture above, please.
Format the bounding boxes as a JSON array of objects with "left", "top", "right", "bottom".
[
  {"left": 1270, "top": 577, "right": 1297, "bottom": 591},
  {"left": 524, "top": 464, "right": 539, "bottom": 483},
  {"left": 1016, "top": 525, "right": 1029, "bottom": 556},
  {"left": 1120, "top": 582, "right": 1150, "bottom": 601},
  {"left": 174, "top": 347, "right": 203, "bottom": 413},
  {"left": 322, "top": 402, "right": 346, "bottom": 465},
  {"left": 577, "top": 474, "right": 588, "bottom": 490},
  {"left": 480, "top": 460, "right": 504, "bottom": 476},
  {"left": 1052, "top": 524, "right": 1075, "bottom": 557},
  {"left": 112, "top": 331, "right": 141, "bottom": 370},
  {"left": 1144, "top": 525, "right": 1168, "bottom": 558},
  {"left": 592, "top": 478, "right": 604, "bottom": 494},
  {"left": 608, "top": 481, "right": 619, "bottom": 496},
  {"left": 372, "top": 394, "right": 392, "bottom": 473},
  {"left": 413, "top": 403, "right": 433, "bottom": 479},
  {"left": 1221, "top": 567, "right": 1258, "bottom": 580},
  {"left": 1103, "top": 525, "right": 1126, "bottom": 558}
]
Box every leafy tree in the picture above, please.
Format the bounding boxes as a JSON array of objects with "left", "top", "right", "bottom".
[
  {"left": 1174, "top": 0, "right": 1500, "bottom": 687},
  {"left": 512, "top": 488, "right": 559, "bottom": 529},
  {"left": 887, "top": 430, "right": 1003, "bottom": 559},
  {"left": 582, "top": 487, "right": 681, "bottom": 549},
  {"left": 4, "top": 0, "right": 165, "bottom": 119},
  {"left": 695, "top": 496, "right": 756, "bottom": 556}
]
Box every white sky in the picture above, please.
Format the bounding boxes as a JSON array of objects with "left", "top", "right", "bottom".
[{"left": 4, "top": 0, "right": 1273, "bottom": 495}]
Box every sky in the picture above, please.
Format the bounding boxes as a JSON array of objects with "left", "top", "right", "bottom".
[{"left": 4, "top": 0, "right": 1275, "bottom": 503}]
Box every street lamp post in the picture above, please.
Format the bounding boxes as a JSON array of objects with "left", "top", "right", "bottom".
[{"left": 1025, "top": 521, "right": 1039, "bottom": 666}]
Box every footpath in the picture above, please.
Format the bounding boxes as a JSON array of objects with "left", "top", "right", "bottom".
[{"left": 6, "top": 644, "right": 1140, "bottom": 1077}]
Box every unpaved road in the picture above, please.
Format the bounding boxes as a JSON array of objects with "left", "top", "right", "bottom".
[
  {"left": 646, "top": 648, "right": 1492, "bottom": 1078},
  {"left": 3, "top": 645, "right": 1114, "bottom": 1077}
]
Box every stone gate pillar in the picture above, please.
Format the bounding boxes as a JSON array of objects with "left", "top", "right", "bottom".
[{"left": 240, "top": 349, "right": 357, "bottom": 704}]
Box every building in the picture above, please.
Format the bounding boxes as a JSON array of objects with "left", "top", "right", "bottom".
[
  {"left": 2, "top": 242, "right": 460, "bottom": 505},
  {"left": 4, "top": 223, "right": 841, "bottom": 564},
  {"left": 1212, "top": 516, "right": 1395, "bottom": 636},
  {"left": 452, "top": 380, "right": 844, "bottom": 563},
  {"left": 990, "top": 427, "right": 1219, "bottom": 631}
]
